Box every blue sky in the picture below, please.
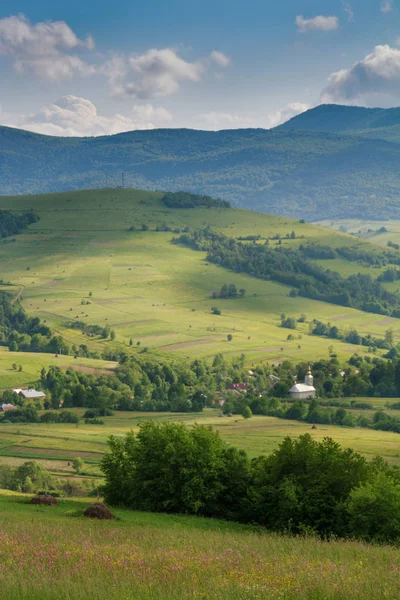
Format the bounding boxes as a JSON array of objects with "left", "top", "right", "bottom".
[{"left": 0, "top": 0, "right": 399, "bottom": 135}]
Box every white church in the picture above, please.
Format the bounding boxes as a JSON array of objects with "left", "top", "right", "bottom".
[{"left": 289, "top": 367, "right": 316, "bottom": 400}]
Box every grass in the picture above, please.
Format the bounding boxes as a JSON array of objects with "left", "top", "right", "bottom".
[
  {"left": 0, "top": 347, "right": 116, "bottom": 389},
  {"left": 0, "top": 188, "right": 397, "bottom": 369},
  {"left": 1, "top": 409, "right": 400, "bottom": 480},
  {"left": 0, "top": 491, "right": 399, "bottom": 599}
]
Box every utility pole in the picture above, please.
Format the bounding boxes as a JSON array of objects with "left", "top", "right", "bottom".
[
  {"left": 122, "top": 172, "right": 125, "bottom": 189},
  {"left": 105, "top": 172, "right": 109, "bottom": 188}
]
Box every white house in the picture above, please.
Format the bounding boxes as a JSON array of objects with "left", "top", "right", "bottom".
[{"left": 289, "top": 367, "right": 316, "bottom": 400}]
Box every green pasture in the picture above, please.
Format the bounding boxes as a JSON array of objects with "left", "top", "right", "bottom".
[
  {"left": 1, "top": 492, "right": 398, "bottom": 600},
  {"left": 0, "top": 188, "right": 398, "bottom": 371},
  {"left": 1, "top": 409, "right": 400, "bottom": 479},
  {"left": 0, "top": 347, "right": 116, "bottom": 389}
]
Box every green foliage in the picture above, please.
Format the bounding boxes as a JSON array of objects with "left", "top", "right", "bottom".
[
  {"left": 162, "top": 191, "right": 230, "bottom": 209},
  {"left": 0, "top": 209, "right": 39, "bottom": 238},
  {"left": 242, "top": 406, "right": 252, "bottom": 419},
  {"left": 102, "top": 422, "right": 250, "bottom": 519},
  {"left": 72, "top": 457, "right": 84, "bottom": 474},
  {"left": 102, "top": 426, "right": 400, "bottom": 543}
]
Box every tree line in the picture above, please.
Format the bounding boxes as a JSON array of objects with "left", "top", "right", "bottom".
[
  {"left": 162, "top": 191, "right": 231, "bottom": 209},
  {"left": 0, "top": 209, "right": 39, "bottom": 238},
  {"left": 102, "top": 423, "right": 400, "bottom": 544},
  {"left": 174, "top": 229, "right": 400, "bottom": 317}
]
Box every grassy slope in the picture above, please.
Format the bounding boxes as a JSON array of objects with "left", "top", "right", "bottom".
[
  {"left": 0, "top": 491, "right": 399, "bottom": 600},
  {"left": 0, "top": 188, "right": 398, "bottom": 369}
]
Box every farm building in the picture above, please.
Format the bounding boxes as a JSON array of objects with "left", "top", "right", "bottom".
[
  {"left": 289, "top": 367, "right": 316, "bottom": 400},
  {"left": 1, "top": 403, "right": 16, "bottom": 412},
  {"left": 13, "top": 388, "right": 46, "bottom": 400}
]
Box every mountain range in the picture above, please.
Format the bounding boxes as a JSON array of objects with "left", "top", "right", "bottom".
[{"left": 2, "top": 103, "right": 400, "bottom": 221}]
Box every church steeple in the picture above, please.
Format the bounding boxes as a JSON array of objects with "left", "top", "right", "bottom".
[{"left": 305, "top": 365, "right": 313, "bottom": 387}]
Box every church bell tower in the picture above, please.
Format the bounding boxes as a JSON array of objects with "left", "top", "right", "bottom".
[{"left": 305, "top": 366, "right": 313, "bottom": 387}]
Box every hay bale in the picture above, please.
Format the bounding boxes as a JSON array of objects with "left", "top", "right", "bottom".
[
  {"left": 84, "top": 503, "right": 114, "bottom": 520},
  {"left": 30, "top": 494, "right": 58, "bottom": 506}
]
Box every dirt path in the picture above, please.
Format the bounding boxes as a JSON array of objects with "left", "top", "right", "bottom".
[{"left": 11, "top": 286, "right": 25, "bottom": 305}]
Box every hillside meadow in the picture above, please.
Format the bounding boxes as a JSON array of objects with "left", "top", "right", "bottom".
[
  {"left": 0, "top": 188, "right": 398, "bottom": 367},
  {"left": 0, "top": 491, "right": 399, "bottom": 600}
]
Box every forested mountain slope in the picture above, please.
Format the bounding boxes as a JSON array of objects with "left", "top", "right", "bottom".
[{"left": 2, "top": 104, "right": 400, "bottom": 220}]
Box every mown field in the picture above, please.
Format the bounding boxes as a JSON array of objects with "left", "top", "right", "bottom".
[
  {"left": 0, "top": 491, "right": 399, "bottom": 600},
  {"left": 1, "top": 408, "right": 400, "bottom": 486},
  {"left": 0, "top": 188, "right": 399, "bottom": 369}
]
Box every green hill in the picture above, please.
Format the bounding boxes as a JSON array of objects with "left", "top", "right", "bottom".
[
  {"left": 0, "top": 187, "right": 399, "bottom": 367},
  {"left": 3, "top": 103, "right": 400, "bottom": 220}
]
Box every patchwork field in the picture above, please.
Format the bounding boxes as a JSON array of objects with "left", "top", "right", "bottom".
[
  {"left": 1, "top": 408, "right": 400, "bottom": 486},
  {"left": 0, "top": 188, "right": 398, "bottom": 369},
  {"left": 1, "top": 491, "right": 398, "bottom": 600}
]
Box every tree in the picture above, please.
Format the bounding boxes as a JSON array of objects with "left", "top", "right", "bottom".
[
  {"left": 242, "top": 406, "right": 252, "bottom": 419},
  {"left": 141, "top": 223, "right": 149, "bottom": 231},
  {"left": 89, "top": 292, "right": 93, "bottom": 298},
  {"left": 211, "top": 307, "right": 221, "bottom": 315},
  {"left": 227, "top": 334, "right": 233, "bottom": 341},
  {"left": 385, "top": 328, "right": 394, "bottom": 349},
  {"left": 110, "top": 330, "right": 116, "bottom": 341},
  {"left": 347, "top": 472, "right": 400, "bottom": 543},
  {"left": 129, "top": 338, "right": 133, "bottom": 346},
  {"left": 239, "top": 288, "right": 246, "bottom": 297},
  {"left": 72, "top": 457, "right": 84, "bottom": 474}
]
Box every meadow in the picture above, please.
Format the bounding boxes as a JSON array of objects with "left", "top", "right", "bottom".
[
  {"left": 0, "top": 491, "right": 399, "bottom": 600},
  {"left": 1, "top": 408, "right": 400, "bottom": 487},
  {"left": 0, "top": 188, "right": 398, "bottom": 369}
]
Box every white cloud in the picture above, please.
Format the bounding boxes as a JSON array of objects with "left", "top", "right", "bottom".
[
  {"left": 321, "top": 44, "right": 400, "bottom": 102},
  {"left": 105, "top": 48, "right": 204, "bottom": 99},
  {"left": 296, "top": 15, "right": 339, "bottom": 32},
  {"left": 209, "top": 50, "right": 231, "bottom": 68},
  {"left": 381, "top": 0, "right": 393, "bottom": 13},
  {"left": 0, "top": 14, "right": 94, "bottom": 81},
  {"left": 267, "top": 103, "right": 311, "bottom": 128},
  {"left": 342, "top": 2, "right": 354, "bottom": 22},
  {"left": 105, "top": 47, "right": 230, "bottom": 99},
  {"left": 192, "top": 103, "right": 310, "bottom": 131},
  {"left": 8, "top": 95, "right": 173, "bottom": 137}
]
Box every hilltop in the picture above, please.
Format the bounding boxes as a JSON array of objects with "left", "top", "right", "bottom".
[
  {"left": 2, "top": 103, "right": 400, "bottom": 220},
  {"left": 0, "top": 187, "right": 399, "bottom": 369}
]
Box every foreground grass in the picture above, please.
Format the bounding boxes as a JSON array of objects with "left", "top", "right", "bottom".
[{"left": 0, "top": 493, "right": 399, "bottom": 600}]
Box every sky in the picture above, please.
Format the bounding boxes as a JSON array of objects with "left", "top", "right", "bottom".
[{"left": 0, "top": 0, "right": 399, "bottom": 136}]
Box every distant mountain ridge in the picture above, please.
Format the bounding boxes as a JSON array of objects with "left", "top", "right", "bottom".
[
  {"left": 279, "top": 104, "right": 400, "bottom": 134},
  {"left": 2, "top": 104, "right": 400, "bottom": 220}
]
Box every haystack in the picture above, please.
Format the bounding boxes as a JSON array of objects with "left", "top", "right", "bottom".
[
  {"left": 30, "top": 494, "right": 58, "bottom": 506},
  {"left": 84, "top": 502, "right": 114, "bottom": 520}
]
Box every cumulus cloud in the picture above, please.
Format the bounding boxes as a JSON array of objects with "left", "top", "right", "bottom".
[
  {"left": 296, "top": 15, "right": 339, "bottom": 32},
  {"left": 267, "top": 103, "right": 311, "bottom": 128},
  {"left": 105, "top": 47, "right": 230, "bottom": 99},
  {"left": 0, "top": 14, "right": 94, "bottom": 80},
  {"left": 209, "top": 50, "right": 231, "bottom": 68},
  {"left": 192, "top": 103, "right": 310, "bottom": 131},
  {"left": 10, "top": 95, "right": 172, "bottom": 137},
  {"left": 381, "top": 0, "right": 393, "bottom": 13},
  {"left": 321, "top": 44, "right": 400, "bottom": 103}
]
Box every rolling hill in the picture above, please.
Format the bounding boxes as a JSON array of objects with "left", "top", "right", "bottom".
[
  {"left": 2, "top": 104, "right": 400, "bottom": 220},
  {"left": 0, "top": 187, "right": 399, "bottom": 368}
]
